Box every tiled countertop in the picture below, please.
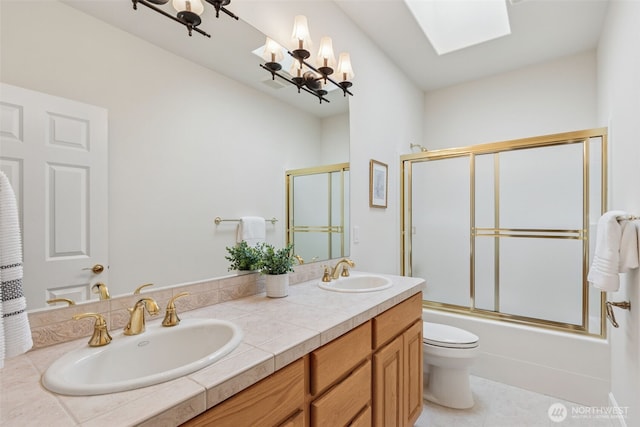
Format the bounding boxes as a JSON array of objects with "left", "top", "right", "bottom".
[{"left": 0, "top": 273, "right": 425, "bottom": 426}]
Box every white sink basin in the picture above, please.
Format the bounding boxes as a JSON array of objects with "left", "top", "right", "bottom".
[
  {"left": 318, "top": 273, "right": 393, "bottom": 293},
  {"left": 42, "top": 318, "right": 243, "bottom": 396}
]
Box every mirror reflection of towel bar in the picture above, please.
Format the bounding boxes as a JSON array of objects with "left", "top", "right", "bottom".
[
  {"left": 214, "top": 216, "right": 278, "bottom": 225},
  {"left": 605, "top": 301, "right": 631, "bottom": 328}
]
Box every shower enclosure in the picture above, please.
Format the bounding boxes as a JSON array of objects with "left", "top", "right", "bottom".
[{"left": 401, "top": 128, "right": 607, "bottom": 336}]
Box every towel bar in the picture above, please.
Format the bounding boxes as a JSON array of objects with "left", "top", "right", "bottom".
[
  {"left": 214, "top": 216, "right": 278, "bottom": 225},
  {"left": 605, "top": 300, "right": 631, "bottom": 328},
  {"left": 616, "top": 214, "right": 639, "bottom": 221}
]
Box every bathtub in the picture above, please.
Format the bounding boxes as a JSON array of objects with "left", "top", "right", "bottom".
[{"left": 422, "top": 308, "right": 610, "bottom": 406}]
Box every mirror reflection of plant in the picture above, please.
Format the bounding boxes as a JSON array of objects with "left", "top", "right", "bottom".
[
  {"left": 256, "top": 242, "right": 296, "bottom": 275},
  {"left": 225, "top": 241, "right": 262, "bottom": 271}
]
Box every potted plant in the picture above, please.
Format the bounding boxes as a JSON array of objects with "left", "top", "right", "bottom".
[
  {"left": 225, "top": 241, "right": 261, "bottom": 272},
  {"left": 256, "top": 242, "right": 295, "bottom": 298}
]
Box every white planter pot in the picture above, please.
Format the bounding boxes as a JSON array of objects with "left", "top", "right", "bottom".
[{"left": 265, "top": 273, "right": 289, "bottom": 298}]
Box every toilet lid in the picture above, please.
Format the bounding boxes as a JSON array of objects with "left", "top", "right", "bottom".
[{"left": 423, "top": 322, "right": 479, "bottom": 349}]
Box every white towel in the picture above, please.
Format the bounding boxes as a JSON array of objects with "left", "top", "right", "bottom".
[
  {"left": 236, "top": 216, "right": 266, "bottom": 246},
  {"left": 619, "top": 220, "right": 639, "bottom": 272},
  {"left": 588, "top": 210, "right": 633, "bottom": 292},
  {"left": 0, "top": 171, "right": 33, "bottom": 368}
]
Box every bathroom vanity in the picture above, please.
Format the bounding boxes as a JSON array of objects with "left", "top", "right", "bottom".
[
  {"left": 0, "top": 273, "right": 425, "bottom": 426},
  {"left": 184, "top": 293, "right": 423, "bottom": 427}
]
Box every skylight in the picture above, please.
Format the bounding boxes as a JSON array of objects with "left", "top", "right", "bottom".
[{"left": 404, "top": 0, "right": 511, "bottom": 55}]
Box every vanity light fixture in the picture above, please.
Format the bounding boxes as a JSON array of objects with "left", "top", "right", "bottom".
[
  {"left": 131, "top": 0, "right": 238, "bottom": 38},
  {"left": 259, "top": 15, "right": 354, "bottom": 103}
]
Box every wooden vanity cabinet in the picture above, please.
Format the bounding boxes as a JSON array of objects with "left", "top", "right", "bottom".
[
  {"left": 372, "top": 293, "right": 423, "bottom": 427},
  {"left": 182, "top": 292, "right": 423, "bottom": 427},
  {"left": 182, "top": 357, "right": 305, "bottom": 427}
]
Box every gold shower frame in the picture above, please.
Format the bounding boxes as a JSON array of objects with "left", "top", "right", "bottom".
[
  {"left": 286, "top": 163, "right": 350, "bottom": 261},
  {"left": 400, "top": 128, "right": 608, "bottom": 337}
]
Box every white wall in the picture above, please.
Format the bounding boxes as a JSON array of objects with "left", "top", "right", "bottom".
[
  {"left": 0, "top": 1, "right": 324, "bottom": 296},
  {"left": 320, "top": 113, "right": 350, "bottom": 164},
  {"left": 423, "top": 51, "right": 598, "bottom": 147},
  {"left": 597, "top": 1, "right": 640, "bottom": 424},
  {"left": 347, "top": 36, "right": 425, "bottom": 275}
]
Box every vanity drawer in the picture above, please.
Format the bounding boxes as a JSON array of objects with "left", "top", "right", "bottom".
[
  {"left": 373, "top": 293, "right": 422, "bottom": 349},
  {"left": 310, "top": 359, "right": 371, "bottom": 426},
  {"left": 183, "top": 358, "right": 305, "bottom": 427},
  {"left": 310, "top": 320, "right": 372, "bottom": 395}
]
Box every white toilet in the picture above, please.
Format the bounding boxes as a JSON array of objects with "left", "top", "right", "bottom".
[{"left": 422, "top": 321, "right": 479, "bottom": 409}]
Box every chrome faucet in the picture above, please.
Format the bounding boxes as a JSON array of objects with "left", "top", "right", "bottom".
[
  {"left": 330, "top": 258, "right": 355, "bottom": 280},
  {"left": 124, "top": 297, "right": 159, "bottom": 335}
]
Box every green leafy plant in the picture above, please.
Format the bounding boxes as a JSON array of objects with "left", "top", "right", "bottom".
[
  {"left": 256, "top": 243, "right": 296, "bottom": 275},
  {"left": 225, "top": 241, "right": 261, "bottom": 271}
]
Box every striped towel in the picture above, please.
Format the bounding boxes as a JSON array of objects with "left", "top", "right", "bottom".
[{"left": 0, "top": 171, "right": 32, "bottom": 367}]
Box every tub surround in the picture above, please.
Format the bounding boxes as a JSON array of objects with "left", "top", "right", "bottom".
[{"left": 0, "top": 269, "right": 424, "bottom": 426}]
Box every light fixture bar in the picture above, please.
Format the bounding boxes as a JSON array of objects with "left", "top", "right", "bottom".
[
  {"left": 133, "top": 0, "right": 211, "bottom": 37},
  {"left": 259, "top": 64, "right": 331, "bottom": 104},
  {"left": 132, "top": 0, "right": 238, "bottom": 38},
  {"left": 203, "top": 0, "right": 238, "bottom": 20},
  {"left": 293, "top": 52, "right": 354, "bottom": 97}
]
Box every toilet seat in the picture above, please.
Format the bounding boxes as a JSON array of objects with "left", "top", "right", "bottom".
[{"left": 423, "top": 322, "right": 479, "bottom": 349}]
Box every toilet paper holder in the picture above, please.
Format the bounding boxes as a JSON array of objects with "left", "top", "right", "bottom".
[{"left": 605, "top": 301, "right": 631, "bottom": 328}]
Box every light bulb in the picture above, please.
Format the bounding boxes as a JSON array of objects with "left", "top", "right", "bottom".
[
  {"left": 336, "top": 52, "right": 355, "bottom": 81},
  {"left": 262, "top": 37, "right": 284, "bottom": 63},
  {"left": 172, "top": 0, "right": 204, "bottom": 15},
  {"left": 316, "top": 37, "right": 336, "bottom": 75},
  {"left": 291, "top": 15, "right": 312, "bottom": 53}
]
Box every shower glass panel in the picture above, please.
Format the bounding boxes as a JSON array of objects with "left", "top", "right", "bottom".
[
  {"left": 412, "top": 156, "right": 470, "bottom": 307},
  {"left": 499, "top": 144, "right": 583, "bottom": 229},
  {"left": 401, "top": 128, "right": 608, "bottom": 337},
  {"left": 474, "top": 154, "right": 496, "bottom": 312},
  {"left": 500, "top": 238, "right": 583, "bottom": 325}
]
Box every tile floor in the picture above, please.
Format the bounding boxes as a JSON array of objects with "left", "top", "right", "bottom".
[{"left": 415, "top": 376, "right": 621, "bottom": 427}]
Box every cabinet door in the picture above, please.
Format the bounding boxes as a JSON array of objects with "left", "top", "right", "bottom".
[
  {"left": 373, "top": 335, "right": 403, "bottom": 427},
  {"left": 403, "top": 320, "right": 423, "bottom": 426}
]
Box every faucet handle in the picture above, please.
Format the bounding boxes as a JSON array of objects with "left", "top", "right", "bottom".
[
  {"left": 162, "top": 292, "right": 190, "bottom": 327},
  {"left": 73, "top": 313, "right": 112, "bottom": 347},
  {"left": 133, "top": 283, "right": 154, "bottom": 294},
  {"left": 321, "top": 265, "right": 332, "bottom": 282},
  {"left": 340, "top": 266, "right": 351, "bottom": 277}
]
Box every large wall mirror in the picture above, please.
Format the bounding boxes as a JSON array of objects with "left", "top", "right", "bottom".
[{"left": 0, "top": 0, "right": 349, "bottom": 310}]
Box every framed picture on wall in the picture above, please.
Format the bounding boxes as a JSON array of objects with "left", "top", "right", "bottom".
[{"left": 369, "top": 159, "right": 388, "bottom": 208}]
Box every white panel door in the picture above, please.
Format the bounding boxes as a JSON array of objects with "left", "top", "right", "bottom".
[{"left": 0, "top": 83, "right": 108, "bottom": 310}]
